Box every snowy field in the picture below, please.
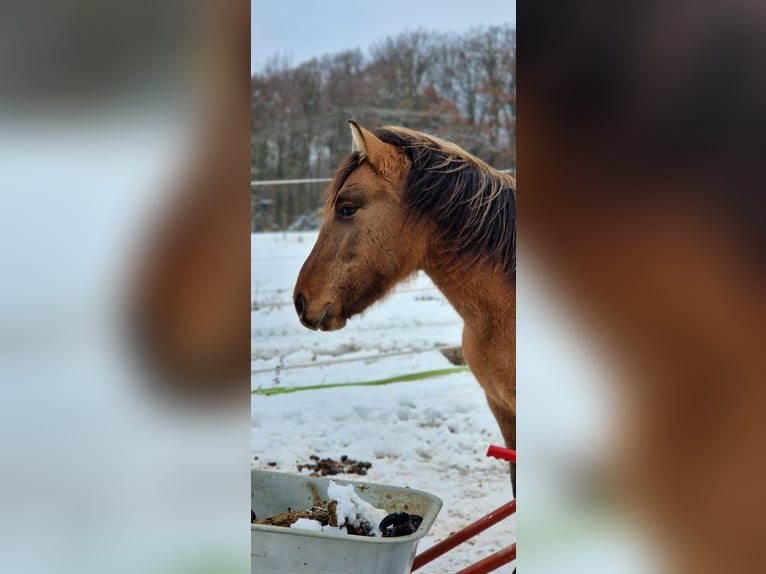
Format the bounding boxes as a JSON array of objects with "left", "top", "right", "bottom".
[{"left": 252, "top": 231, "right": 515, "bottom": 572}]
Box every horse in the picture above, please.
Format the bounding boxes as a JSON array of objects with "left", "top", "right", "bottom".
[
  {"left": 293, "top": 120, "right": 517, "bottom": 490},
  {"left": 131, "top": 1, "right": 250, "bottom": 399}
]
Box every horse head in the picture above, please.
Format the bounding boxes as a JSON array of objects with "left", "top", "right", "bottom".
[{"left": 293, "top": 121, "right": 424, "bottom": 331}]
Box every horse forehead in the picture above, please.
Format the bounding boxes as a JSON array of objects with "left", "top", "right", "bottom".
[{"left": 343, "top": 164, "right": 386, "bottom": 191}]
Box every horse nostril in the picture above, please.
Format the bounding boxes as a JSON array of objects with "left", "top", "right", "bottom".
[{"left": 294, "top": 292, "right": 306, "bottom": 316}]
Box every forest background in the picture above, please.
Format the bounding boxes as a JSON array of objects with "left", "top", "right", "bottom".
[{"left": 251, "top": 25, "right": 516, "bottom": 230}]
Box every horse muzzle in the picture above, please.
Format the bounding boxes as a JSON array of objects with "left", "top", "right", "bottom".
[{"left": 294, "top": 292, "right": 347, "bottom": 331}]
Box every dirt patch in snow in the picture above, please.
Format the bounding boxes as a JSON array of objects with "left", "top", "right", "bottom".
[{"left": 296, "top": 454, "right": 373, "bottom": 476}]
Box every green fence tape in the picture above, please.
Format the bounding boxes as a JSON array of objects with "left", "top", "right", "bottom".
[{"left": 252, "top": 366, "right": 470, "bottom": 396}]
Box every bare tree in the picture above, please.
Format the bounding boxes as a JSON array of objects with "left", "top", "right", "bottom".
[{"left": 251, "top": 25, "right": 516, "bottom": 230}]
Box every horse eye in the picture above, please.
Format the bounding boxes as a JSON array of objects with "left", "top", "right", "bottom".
[{"left": 337, "top": 205, "right": 357, "bottom": 218}]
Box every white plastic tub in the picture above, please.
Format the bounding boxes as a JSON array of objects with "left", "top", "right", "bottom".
[{"left": 251, "top": 469, "right": 442, "bottom": 574}]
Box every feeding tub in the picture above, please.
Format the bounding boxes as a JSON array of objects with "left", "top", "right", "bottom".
[{"left": 251, "top": 469, "right": 442, "bottom": 574}]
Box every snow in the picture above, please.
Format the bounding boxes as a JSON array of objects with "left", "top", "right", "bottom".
[
  {"left": 327, "top": 480, "right": 389, "bottom": 537},
  {"left": 290, "top": 517, "right": 349, "bottom": 535},
  {"left": 252, "top": 231, "right": 515, "bottom": 573},
  {"left": 290, "top": 518, "right": 324, "bottom": 532}
]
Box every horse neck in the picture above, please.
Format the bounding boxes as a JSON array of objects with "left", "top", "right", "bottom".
[{"left": 422, "top": 254, "right": 515, "bottom": 333}]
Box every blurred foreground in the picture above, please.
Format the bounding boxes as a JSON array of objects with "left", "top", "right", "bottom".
[
  {"left": 519, "top": 1, "right": 766, "bottom": 573},
  {"left": 0, "top": 2, "right": 250, "bottom": 573}
]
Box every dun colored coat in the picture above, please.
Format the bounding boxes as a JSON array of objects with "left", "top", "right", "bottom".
[{"left": 294, "top": 121, "right": 517, "bottom": 490}]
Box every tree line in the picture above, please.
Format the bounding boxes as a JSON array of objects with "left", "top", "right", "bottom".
[{"left": 251, "top": 25, "right": 516, "bottom": 231}]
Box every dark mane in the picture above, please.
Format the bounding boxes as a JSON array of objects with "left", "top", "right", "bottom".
[
  {"left": 376, "top": 127, "right": 516, "bottom": 279},
  {"left": 325, "top": 127, "right": 516, "bottom": 278},
  {"left": 325, "top": 150, "right": 362, "bottom": 209}
]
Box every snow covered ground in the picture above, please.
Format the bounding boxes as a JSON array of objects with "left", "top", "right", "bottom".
[{"left": 252, "top": 231, "right": 515, "bottom": 572}]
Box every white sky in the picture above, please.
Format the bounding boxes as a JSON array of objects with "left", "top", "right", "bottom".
[{"left": 251, "top": 0, "right": 516, "bottom": 72}]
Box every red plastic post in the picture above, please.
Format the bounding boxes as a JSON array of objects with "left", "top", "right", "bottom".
[{"left": 486, "top": 445, "right": 516, "bottom": 462}]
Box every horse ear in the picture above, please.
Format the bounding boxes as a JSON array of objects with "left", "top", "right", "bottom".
[
  {"left": 348, "top": 120, "right": 396, "bottom": 172},
  {"left": 349, "top": 120, "right": 369, "bottom": 155}
]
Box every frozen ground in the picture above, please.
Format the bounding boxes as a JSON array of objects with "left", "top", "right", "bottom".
[{"left": 252, "top": 231, "right": 515, "bottom": 572}]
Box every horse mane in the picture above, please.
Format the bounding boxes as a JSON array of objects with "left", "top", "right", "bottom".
[
  {"left": 326, "top": 126, "right": 516, "bottom": 279},
  {"left": 377, "top": 126, "right": 516, "bottom": 279}
]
